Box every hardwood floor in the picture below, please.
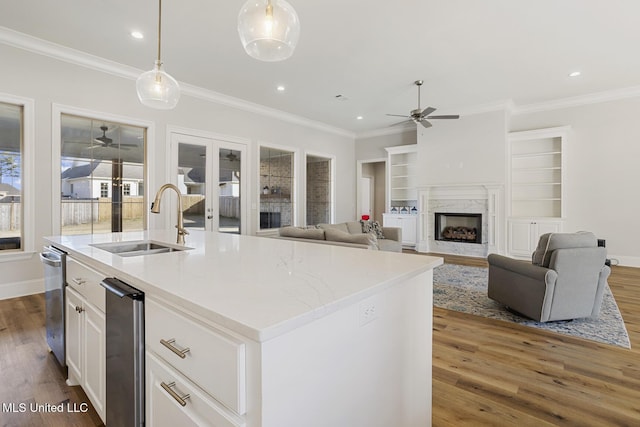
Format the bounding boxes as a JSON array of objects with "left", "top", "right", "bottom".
[
  {"left": 427, "top": 252, "right": 640, "bottom": 426},
  {"left": 0, "top": 294, "right": 103, "bottom": 427},
  {"left": 1, "top": 255, "right": 638, "bottom": 426}
]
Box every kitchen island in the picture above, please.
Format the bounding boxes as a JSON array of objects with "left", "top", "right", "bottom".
[{"left": 45, "top": 229, "right": 442, "bottom": 427}]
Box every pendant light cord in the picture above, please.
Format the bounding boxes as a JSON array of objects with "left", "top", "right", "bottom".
[{"left": 157, "top": 0, "right": 162, "bottom": 64}]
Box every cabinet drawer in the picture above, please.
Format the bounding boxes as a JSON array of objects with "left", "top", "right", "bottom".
[
  {"left": 147, "top": 351, "right": 245, "bottom": 427},
  {"left": 146, "top": 298, "right": 246, "bottom": 415},
  {"left": 66, "top": 258, "right": 105, "bottom": 312}
]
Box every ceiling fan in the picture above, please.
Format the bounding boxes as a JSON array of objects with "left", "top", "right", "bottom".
[{"left": 387, "top": 80, "right": 460, "bottom": 128}]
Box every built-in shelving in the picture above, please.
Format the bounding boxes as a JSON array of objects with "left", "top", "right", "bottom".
[
  {"left": 386, "top": 145, "right": 418, "bottom": 209},
  {"left": 506, "top": 126, "right": 569, "bottom": 258}
]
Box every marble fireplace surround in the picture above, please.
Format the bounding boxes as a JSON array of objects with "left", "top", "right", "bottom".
[{"left": 416, "top": 184, "right": 503, "bottom": 257}]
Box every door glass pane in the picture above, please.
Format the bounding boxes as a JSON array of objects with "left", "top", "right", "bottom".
[
  {"left": 218, "top": 148, "right": 241, "bottom": 233},
  {"left": 60, "top": 115, "right": 146, "bottom": 235},
  {"left": 260, "top": 147, "right": 293, "bottom": 229},
  {"left": 306, "top": 155, "right": 331, "bottom": 225},
  {"left": 0, "top": 102, "right": 23, "bottom": 251},
  {"left": 177, "top": 143, "right": 206, "bottom": 230}
]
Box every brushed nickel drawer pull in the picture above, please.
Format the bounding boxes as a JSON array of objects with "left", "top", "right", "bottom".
[
  {"left": 160, "top": 381, "right": 190, "bottom": 407},
  {"left": 72, "top": 277, "right": 86, "bottom": 285},
  {"left": 160, "top": 338, "right": 190, "bottom": 359}
]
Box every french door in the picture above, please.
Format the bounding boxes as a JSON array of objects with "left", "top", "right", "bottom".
[{"left": 170, "top": 132, "right": 247, "bottom": 234}]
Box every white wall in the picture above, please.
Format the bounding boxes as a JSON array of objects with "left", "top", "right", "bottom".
[
  {"left": 0, "top": 44, "right": 356, "bottom": 298},
  {"left": 417, "top": 110, "right": 507, "bottom": 185},
  {"left": 356, "top": 101, "right": 640, "bottom": 265},
  {"left": 510, "top": 97, "right": 640, "bottom": 266},
  {"left": 355, "top": 130, "right": 416, "bottom": 161}
]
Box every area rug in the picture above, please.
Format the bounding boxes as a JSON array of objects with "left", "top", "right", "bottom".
[{"left": 433, "top": 263, "right": 631, "bottom": 349}]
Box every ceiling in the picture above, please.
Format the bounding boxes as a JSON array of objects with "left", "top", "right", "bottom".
[{"left": 2, "top": 0, "right": 640, "bottom": 134}]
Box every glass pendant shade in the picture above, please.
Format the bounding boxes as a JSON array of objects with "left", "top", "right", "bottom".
[
  {"left": 238, "top": 0, "right": 300, "bottom": 62},
  {"left": 136, "top": 60, "right": 180, "bottom": 110}
]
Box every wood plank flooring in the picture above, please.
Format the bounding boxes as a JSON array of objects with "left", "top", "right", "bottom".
[
  {"left": 426, "top": 252, "right": 640, "bottom": 426},
  {"left": 0, "top": 294, "right": 103, "bottom": 427},
  {"left": 0, "top": 254, "right": 638, "bottom": 426}
]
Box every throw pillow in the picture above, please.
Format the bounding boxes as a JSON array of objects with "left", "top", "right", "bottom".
[{"left": 360, "top": 220, "right": 385, "bottom": 239}]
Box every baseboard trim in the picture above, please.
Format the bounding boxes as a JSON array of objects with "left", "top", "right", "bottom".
[
  {"left": 0, "top": 278, "right": 44, "bottom": 300},
  {"left": 610, "top": 255, "right": 640, "bottom": 268}
]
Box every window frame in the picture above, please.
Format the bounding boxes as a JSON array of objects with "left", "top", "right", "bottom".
[
  {"left": 52, "top": 104, "right": 155, "bottom": 236},
  {"left": 0, "top": 93, "right": 34, "bottom": 262},
  {"left": 256, "top": 142, "right": 298, "bottom": 234},
  {"left": 303, "top": 151, "right": 336, "bottom": 226}
]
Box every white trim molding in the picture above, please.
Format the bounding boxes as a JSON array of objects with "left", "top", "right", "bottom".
[
  {"left": 0, "top": 278, "right": 43, "bottom": 300},
  {"left": 0, "top": 26, "right": 353, "bottom": 139}
]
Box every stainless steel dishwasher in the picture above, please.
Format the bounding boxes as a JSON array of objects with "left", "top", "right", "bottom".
[
  {"left": 100, "top": 277, "right": 145, "bottom": 427},
  {"left": 39, "top": 245, "right": 66, "bottom": 368}
]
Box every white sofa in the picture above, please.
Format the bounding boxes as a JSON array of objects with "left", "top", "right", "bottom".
[{"left": 275, "top": 221, "right": 402, "bottom": 252}]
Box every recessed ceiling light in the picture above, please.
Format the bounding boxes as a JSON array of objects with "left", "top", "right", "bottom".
[
  {"left": 568, "top": 71, "right": 581, "bottom": 77},
  {"left": 131, "top": 31, "right": 144, "bottom": 40},
  {"left": 276, "top": 85, "right": 285, "bottom": 92},
  {"left": 356, "top": 116, "right": 363, "bottom": 120}
]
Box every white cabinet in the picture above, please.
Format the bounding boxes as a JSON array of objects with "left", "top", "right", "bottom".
[
  {"left": 507, "top": 127, "right": 568, "bottom": 258},
  {"left": 147, "top": 352, "right": 245, "bottom": 427},
  {"left": 383, "top": 213, "right": 417, "bottom": 246},
  {"left": 507, "top": 219, "right": 562, "bottom": 258},
  {"left": 146, "top": 298, "right": 246, "bottom": 427},
  {"left": 65, "top": 257, "right": 106, "bottom": 423}
]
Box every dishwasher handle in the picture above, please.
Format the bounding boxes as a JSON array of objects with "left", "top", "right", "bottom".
[
  {"left": 100, "top": 277, "right": 144, "bottom": 300},
  {"left": 39, "top": 252, "right": 62, "bottom": 267}
]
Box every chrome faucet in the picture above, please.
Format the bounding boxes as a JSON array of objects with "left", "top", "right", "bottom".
[{"left": 150, "top": 183, "right": 189, "bottom": 245}]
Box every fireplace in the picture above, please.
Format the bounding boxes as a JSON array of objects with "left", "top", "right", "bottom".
[{"left": 434, "top": 212, "right": 482, "bottom": 244}]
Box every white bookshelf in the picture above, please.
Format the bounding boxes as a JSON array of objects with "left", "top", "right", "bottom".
[{"left": 507, "top": 126, "right": 569, "bottom": 257}]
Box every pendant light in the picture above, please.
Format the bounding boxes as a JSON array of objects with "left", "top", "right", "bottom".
[
  {"left": 238, "top": 0, "right": 300, "bottom": 62},
  {"left": 136, "top": 0, "right": 180, "bottom": 109}
]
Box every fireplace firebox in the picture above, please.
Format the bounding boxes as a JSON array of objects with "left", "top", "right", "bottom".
[{"left": 434, "top": 212, "right": 482, "bottom": 244}]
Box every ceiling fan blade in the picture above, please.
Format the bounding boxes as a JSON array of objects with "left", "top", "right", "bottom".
[
  {"left": 420, "top": 107, "right": 436, "bottom": 117},
  {"left": 426, "top": 115, "right": 460, "bottom": 120},
  {"left": 420, "top": 120, "right": 433, "bottom": 129},
  {"left": 390, "top": 119, "right": 413, "bottom": 127},
  {"left": 386, "top": 114, "right": 408, "bottom": 118}
]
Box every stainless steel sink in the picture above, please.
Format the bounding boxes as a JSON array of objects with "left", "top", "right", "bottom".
[{"left": 91, "top": 241, "right": 193, "bottom": 257}]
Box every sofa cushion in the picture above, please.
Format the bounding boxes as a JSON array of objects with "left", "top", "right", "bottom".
[
  {"left": 318, "top": 223, "right": 349, "bottom": 233},
  {"left": 279, "top": 226, "right": 326, "bottom": 240},
  {"left": 324, "top": 228, "right": 377, "bottom": 247},
  {"left": 532, "top": 231, "right": 597, "bottom": 267},
  {"left": 345, "top": 221, "right": 364, "bottom": 235}
]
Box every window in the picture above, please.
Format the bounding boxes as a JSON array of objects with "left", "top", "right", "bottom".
[
  {"left": 306, "top": 155, "right": 333, "bottom": 225},
  {"left": 60, "top": 114, "right": 146, "bottom": 235},
  {"left": 0, "top": 102, "right": 23, "bottom": 251},
  {"left": 259, "top": 146, "right": 294, "bottom": 229}
]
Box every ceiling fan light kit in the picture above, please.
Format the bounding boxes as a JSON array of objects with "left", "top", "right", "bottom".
[
  {"left": 238, "top": 0, "right": 301, "bottom": 62},
  {"left": 136, "top": 0, "right": 181, "bottom": 110}
]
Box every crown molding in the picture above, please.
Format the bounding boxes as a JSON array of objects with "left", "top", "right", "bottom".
[
  {"left": 0, "top": 26, "right": 355, "bottom": 139},
  {"left": 513, "top": 85, "right": 640, "bottom": 115},
  {"left": 355, "top": 126, "right": 416, "bottom": 139}
]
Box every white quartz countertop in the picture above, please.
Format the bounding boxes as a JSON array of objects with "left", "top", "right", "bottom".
[{"left": 45, "top": 230, "right": 442, "bottom": 342}]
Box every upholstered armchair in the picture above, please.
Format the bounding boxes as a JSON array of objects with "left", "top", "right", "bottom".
[{"left": 487, "top": 232, "right": 611, "bottom": 322}]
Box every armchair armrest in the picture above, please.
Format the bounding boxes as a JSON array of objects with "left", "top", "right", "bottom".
[
  {"left": 488, "top": 254, "right": 556, "bottom": 283},
  {"left": 382, "top": 226, "right": 401, "bottom": 242}
]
